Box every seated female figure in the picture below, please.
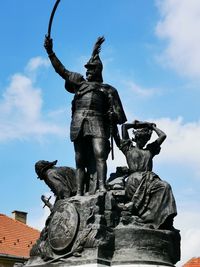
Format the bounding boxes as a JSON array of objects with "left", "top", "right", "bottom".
[{"left": 120, "top": 120, "right": 177, "bottom": 230}]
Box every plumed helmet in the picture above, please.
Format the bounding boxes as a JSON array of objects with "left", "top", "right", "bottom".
[{"left": 84, "top": 36, "right": 105, "bottom": 82}]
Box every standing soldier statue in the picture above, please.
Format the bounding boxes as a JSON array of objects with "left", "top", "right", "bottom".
[{"left": 44, "top": 35, "right": 126, "bottom": 195}]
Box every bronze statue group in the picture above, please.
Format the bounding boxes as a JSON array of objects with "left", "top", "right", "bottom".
[
  {"left": 24, "top": 3, "right": 180, "bottom": 264},
  {"left": 36, "top": 36, "right": 177, "bottom": 231}
]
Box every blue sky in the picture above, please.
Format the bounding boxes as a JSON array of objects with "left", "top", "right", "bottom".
[{"left": 1, "top": 0, "right": 200, "bottom": 265}]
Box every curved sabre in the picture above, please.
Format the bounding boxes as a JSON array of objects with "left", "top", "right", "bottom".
[{"left": 47, "top": 0, "right": 61, "bottom": 38}]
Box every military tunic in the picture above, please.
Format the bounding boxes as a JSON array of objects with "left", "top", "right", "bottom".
[{"left": 65, "top": 72, "right": 127, "bottom": 142}]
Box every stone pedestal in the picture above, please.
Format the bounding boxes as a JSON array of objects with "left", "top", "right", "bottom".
[
  {"left": 26, "top": 191, "right": 180, "bottom": 267},
  {"left": 112, "top": 224, "right": 180, "bottom": 266},
  {"left": 26, "top": 225, "right": 180, "bottom": 267}
]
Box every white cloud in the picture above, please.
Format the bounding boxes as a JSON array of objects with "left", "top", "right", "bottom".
[
  {"left": 25, "top": 57, "right": 50, "bottom": 72},
  {"left": 124, "top": 81, "right": 159, "bottom": 97},
  {"left": 155, "top": 0, "right": 200, "bottom": 78},
  {"left": 153, "top": 117, "right": 200, "bottom": 175},
  {"left": 0, "top": 57, "right": 65, "bottom": 142}
]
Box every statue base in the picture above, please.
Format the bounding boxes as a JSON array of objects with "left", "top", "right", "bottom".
[
  {"left": 112, "top": 224, "right": 180, "bottom": 266},
  {"left": 26, "top": 190, "right": 180, "bottom": 267},
  {"left": 26, "top": 225, "right": 180, "bottom": 267}
]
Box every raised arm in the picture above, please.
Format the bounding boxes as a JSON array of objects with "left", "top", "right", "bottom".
[
  {"left": 152, "top": 124, "right": 167, "bottom": 146},
  {"left": 44, "top": 36, "right": 85, "bottom": 93},
  {"left": 121, "top": 122, "right": 136, "bottom": 140},
  {"left": 44, "top": 36, "right": 71, "bottom": 80}
]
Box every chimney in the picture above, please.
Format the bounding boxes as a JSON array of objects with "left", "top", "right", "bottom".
[{"left": 12, "top": 210, "right": 27, "bottom": 224}]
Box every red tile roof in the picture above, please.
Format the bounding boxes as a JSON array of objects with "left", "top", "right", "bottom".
[
  {"left": 0, "top": 213, "right": 40, "bottom": 258},
  {"left": 183, "top": 258, "right": 200, "bottom": 267}
]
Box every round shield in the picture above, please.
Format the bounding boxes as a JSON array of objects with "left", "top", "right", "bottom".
[{"left": 48, "top": 200, "right": 78, "bottom": 252}]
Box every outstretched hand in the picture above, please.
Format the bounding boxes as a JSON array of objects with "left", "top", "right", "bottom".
[{"left": 44, "top": 35, "right": 53, "bottom": 54}]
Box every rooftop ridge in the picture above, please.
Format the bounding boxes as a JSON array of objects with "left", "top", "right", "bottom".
[
  {"left": 0, "top": 213, "right": 40, "bottom": 258},
  {"left": 0, "top": 213, "right": 40, "bottom": 232}
]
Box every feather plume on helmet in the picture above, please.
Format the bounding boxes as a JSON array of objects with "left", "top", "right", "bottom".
[{"left": 85, "top": 36, "right": 105, "bottom": 82}]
